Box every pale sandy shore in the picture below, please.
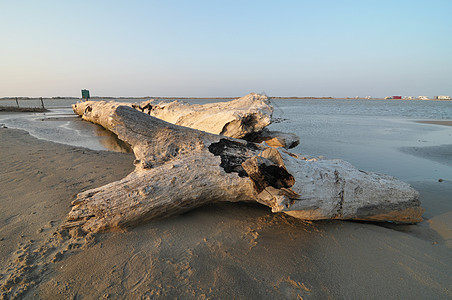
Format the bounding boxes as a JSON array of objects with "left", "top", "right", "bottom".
[
  {"left": 1, "top": 127, "right": 451, "bottom": 299},
  {"left": 416, "top": 120, "right": 452, "bottom": 127}
]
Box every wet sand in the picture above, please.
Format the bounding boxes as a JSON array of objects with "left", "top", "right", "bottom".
[
  {"left": 400, "top": 144, "right": 452, "bottom": 168},
  {"left": 0, "top": 107, "right": 48, "bottom": 113},
  {"left": 401, "top": 121, "right": 452, "bottom": 168},
  {"left": 1, "top": 127, "right": 451, "bottom": 299},
  {"left": 416, "top": 120, "right": 452, "bottom": 127}
]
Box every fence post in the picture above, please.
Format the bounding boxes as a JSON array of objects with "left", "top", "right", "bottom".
[
  {"left": 16, "top": 97, "right": 19, "bottom": 108},
  {"left": 40, "top": 97, "right": 45, "bottom": 109}
]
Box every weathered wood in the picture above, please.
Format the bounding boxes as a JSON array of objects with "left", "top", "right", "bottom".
[
  {"left": 72, "top": 93, "right": 299, "bottom": 149},
  {"left": 246, "top": 129, "right": 300, "bottom": 149},
  {"left": 73, "top": 93, "right": 273, "bottom": 138},
  {"left": 135, "top": 93, "right": 274, "bottom": 139},
  {"left": 64, "top": 101, "right": 424, "bottom": 232}
]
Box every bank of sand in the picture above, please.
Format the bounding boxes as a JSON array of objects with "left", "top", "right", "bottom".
[
  {"left": 0, "top": 127, "right": 451, "bottom": 299},
  {"left": 416, "top": 120, "right": 452, "bottom": 127}
]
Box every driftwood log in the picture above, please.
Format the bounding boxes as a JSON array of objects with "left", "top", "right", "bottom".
[
  {"left": 64, "top": 101, "right": 424, "bottom": 232},
  {"left": 73, "top": 93, "right": 299, "bottom": 149},
  {"left": 134, "top": 93, "right": 273, "bottom": 139}
]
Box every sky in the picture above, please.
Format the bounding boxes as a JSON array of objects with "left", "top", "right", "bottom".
[{"left": 1, "top": 0, "right": 451, "bottom": 98}]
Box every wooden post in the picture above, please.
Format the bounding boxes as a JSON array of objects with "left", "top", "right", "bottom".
[
  {"left": 40, "top": 97, "right": 45, "bottom": 109},
  {"left": 15, "top": 97, "right": 19, "bottom": 108}
]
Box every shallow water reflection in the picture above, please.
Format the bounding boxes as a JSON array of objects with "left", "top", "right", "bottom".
[
  {"left": 93, "top": 125, "right": 133, "bottom": 153},
  {"left": 0, "top": 108, "right": 132, "bottom": 153}
]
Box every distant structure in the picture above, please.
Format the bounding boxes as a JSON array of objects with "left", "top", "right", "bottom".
[
  {"left": 418, "top": 96, "right": 429, "bottom": 100},
  {"left": 403, "top": 96, "right": 414, "bottom": 100},
  {"left": 81, "top": 89, "right": 90, "bottom": 101},
  {"left": 385, "top": 96, "right": 402, "bottom": 100},
  {"left": 434, "top": 95, "right": 451, "bottom": 100}
]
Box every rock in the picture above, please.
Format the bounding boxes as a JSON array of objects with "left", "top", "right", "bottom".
[{"left": 64, "top": 101, "right": 424, "bottom": 233}]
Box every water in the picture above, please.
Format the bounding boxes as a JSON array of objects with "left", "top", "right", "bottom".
[
  {"left": 0, "top": 107, "right": 132, "bottom": 152},
  {"left": 1, "top": 98, "right": 451, "bottom": 181},
  {"left": 270, "top": 99, "right": 452, "bottom": 120},
  {"left": 264, "top": 99, "right": 452, "bottom": 181}
]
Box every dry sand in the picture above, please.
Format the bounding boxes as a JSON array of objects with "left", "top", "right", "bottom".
[{"left": 1, "top": 127, "right": 451, "bottom": 299}]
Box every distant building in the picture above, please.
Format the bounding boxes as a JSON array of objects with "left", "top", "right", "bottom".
[
  {"left": 392, "top": 96, "right": 402, "bottom": 99},
  {"left": 434, "top": 95, "right": 451, "bottom": 100},
  {"left": 418, "top": 96, "right": 429, "bottom": 100}
]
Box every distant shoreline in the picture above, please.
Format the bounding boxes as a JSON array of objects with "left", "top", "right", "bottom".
[
  {"left": 0, "top": 106, "right": 48, "bottom": 112},
  {"left": 416, "top": 120, "right": 452, "bottom": 127},
  {"left": 1, "top": 96, "right": 451, "bottom": 101}
]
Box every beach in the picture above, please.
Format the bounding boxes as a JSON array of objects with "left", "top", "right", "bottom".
[
  {"left": 2, "top": 0, "right": 451, "bottom": 297},
  {"left": 1, "top": 108, "right": 451, "bottom": 299}
]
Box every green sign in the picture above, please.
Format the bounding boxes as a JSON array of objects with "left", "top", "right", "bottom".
[{"left": 81, "top": 89, "right": 90, "bottom": 99}]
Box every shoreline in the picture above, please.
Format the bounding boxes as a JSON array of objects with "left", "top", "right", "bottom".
[
  {"left": 416, "top": 120, "right": 452, "bottom": 127},
  {"left": 1, "top": 127, "right": 451, "bottom": 298},
  {"left": 2, "top": 96, "right": 451, "bottom": 101},
  {"left": 0, "top": 106, "right": 48, "bottom": 113}
]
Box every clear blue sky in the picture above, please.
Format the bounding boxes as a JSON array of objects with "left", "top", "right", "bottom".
[{"left": 1, "top": 0, "right": 451, "bottom": 97}]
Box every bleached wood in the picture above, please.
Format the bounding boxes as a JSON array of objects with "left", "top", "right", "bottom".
[
  {"left": 73, "top": 93, "right": 299, "bottom": 149},
  {"left": 65, "top": 102, "right": 423, "bottom": 232}
]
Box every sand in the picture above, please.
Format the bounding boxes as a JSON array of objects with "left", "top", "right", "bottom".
[
  {"left": 1, "top": 127, "right": 451, "bottom": 299},
  {"left": 400, "top": 121, "right": 452, "bottom": 168},
  {"left": 416, "top": 120, "right": 452, "bottom": 127},
  {"left": 0, "top": 107, "right": 48, "bottom": 113}
]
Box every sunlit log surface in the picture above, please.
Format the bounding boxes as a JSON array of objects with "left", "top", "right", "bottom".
[
  {"left": 65, "top": 101, "right": 424, "bottom": 232},
  {"left": 72, "top": 93, "right": 299, "bottom": 149}
]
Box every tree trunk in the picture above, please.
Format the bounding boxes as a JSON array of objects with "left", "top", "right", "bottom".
[
  {"left": 73, "top": 93, "right": 299, "bottom": 149},
  {"left": 64, "top": 102, "right": 423, "bottom": 232}
]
